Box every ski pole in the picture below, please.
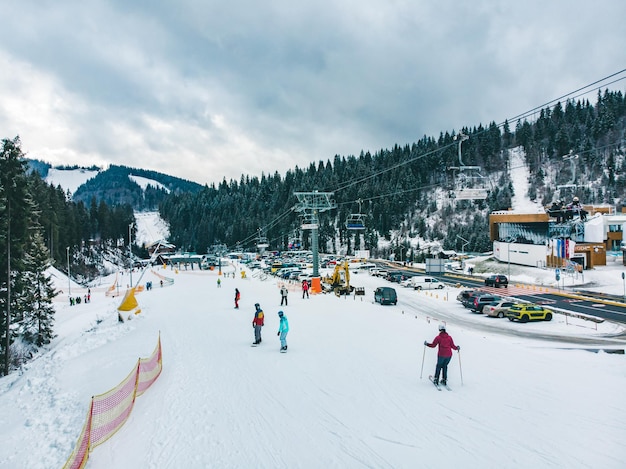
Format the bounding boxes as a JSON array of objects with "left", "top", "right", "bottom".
[
  {"left": 458, "top": 350, "right": 464, "bottom": 386},
  {"left": 420, "top": 344, "right": 426, "bottom": 379}
]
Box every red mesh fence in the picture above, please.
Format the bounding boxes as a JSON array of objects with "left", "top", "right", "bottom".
[{"left": 63, "top": 335, "right": 162, "bottom": 469}]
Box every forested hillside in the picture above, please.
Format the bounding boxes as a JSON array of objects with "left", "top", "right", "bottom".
[
  {"left": 2, "top": 138, "right": 142, "bottom": 373},
  {"left": 72, "top": 165, "right": 203, "bottom": 211},
  {"left": 160, "top": 90, "right": 626, "bottom": 258}
]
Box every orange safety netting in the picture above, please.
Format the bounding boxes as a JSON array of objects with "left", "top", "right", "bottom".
[{"left": 63, "top": 335, "right": 163, "bottom": 469}]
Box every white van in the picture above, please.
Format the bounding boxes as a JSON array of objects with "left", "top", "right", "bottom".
[{"left": 410, "top": 276, "right": 445, "bottom": 290}]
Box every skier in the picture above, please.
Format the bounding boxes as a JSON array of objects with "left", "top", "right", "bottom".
[
  {"left": 252, "top": 303, "right": 264, "bottom": 345},
  {"left": 280, "top": 285, "right": 288, "bottom": 306},
  {"left": 302, "top": 279, "right": 310, "bottom": 299},
  {"left": 217, "top": 277, "right": 222, "bottom": 288},
  {"left": 234, "top": 288, "right": 240, "bottom": 309},
  {"left": 277, "top": 310, "right": 289, "bottom": 351},
  {"left": 424, "top": 324, "right": 460, "bottom": 386}
]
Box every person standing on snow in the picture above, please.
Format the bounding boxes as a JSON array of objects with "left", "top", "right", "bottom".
[
  {"left": 234, "top": 288, "right": 240, "bottom": 309},
  {"left": 280, "top": 285, "right": 288, "bottom": 306},
  {"left": 252, "top": 303, "right": 264, "bottom": 345},
  {"left": 277, "top": 310, "right": 289, "bottom": 351},
  {"left": 424, "top": 324, "right": 460, "bottom": 386},
  {"left": 302, "top": 279, "right": 310, "bottom": 299}
]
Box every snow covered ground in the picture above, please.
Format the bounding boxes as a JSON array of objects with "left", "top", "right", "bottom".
[{"left": 1, "top": 261, "right": 625, "bottom": 469}]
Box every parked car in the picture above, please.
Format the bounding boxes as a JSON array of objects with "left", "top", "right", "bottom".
[
  {"left": 410, "top": 276, "right": 445, "bottom": 290},
  {"left": 485, "top": 274, "right": 508, "bottom": 288},
  {"left": 461, "top": 291, "right": 489, "bottom": 309},
  {"left": 506, "top": 304, "right": 553, "bottom": 322},
  {"left": 386, "top": 271, "right": 406, "bottom": 283},
  {"left": 456, "top": 289, "right": 476, "bottom": 303},
  {"left": 471, "top": 294, "right": 501, "bottom": 313},
  {"left": 400, "top": 277, "right": 414, "bottom": 288},
  {"left": 483, "top": 300, "right": 516, "bottom": 318},
  {"left": 383, "top": 270, "right": 406, "bottom": 283},
  {"left": 374, "top": 287, "right": 398, "bottom": 305}
]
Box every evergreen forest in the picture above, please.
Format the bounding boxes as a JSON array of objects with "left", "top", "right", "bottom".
[{"left": 160, "top": 90, "right": 626, "bottom": 260}]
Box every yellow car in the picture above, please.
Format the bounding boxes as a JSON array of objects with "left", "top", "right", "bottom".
[{"left": 506, "top": 304, "right": 553, "bottom": 322}]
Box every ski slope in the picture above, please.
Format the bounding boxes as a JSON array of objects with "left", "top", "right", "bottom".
[{"left": 1, "top": 264, "right": 625, "bottom": 468}]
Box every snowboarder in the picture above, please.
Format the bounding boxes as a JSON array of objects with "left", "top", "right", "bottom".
[
  {"left": 424, "top": 324, "right": 460, "bottom": 386},
  {"left": 280, "top": 285, "right": 288, "bottom": 306},
  {"left": 252, "top": 303, "right": 264, "bottom": 345},
  {"left": 302, "top": 280, "right": 309, "bottom": 299},
  {"left": 277, "top": 310, "right": 289, "bottom": 351},
  {"left": 234, "top": 288, "right": 240, "bottom": 309}
]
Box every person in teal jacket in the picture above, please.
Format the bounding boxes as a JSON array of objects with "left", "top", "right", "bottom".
[{"left": 277, "top": 310, "right": 289, "bottom": 351}]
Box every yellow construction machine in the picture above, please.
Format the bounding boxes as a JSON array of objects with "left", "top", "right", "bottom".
[{"left": 323, "top": 261, "right": 355, "bottom": 295}]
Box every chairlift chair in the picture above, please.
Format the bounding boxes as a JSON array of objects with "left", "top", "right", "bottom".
[{"left": 346, "top": 213, "right": 366, "bottom": 230}]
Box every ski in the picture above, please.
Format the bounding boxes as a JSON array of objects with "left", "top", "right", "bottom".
[{"left": 428, "top": 375, "right": 442, "bottom": 391}]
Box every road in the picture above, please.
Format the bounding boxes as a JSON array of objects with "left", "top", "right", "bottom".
[{"left": 370, "top": 262, "right": 626, "bottom": 348}]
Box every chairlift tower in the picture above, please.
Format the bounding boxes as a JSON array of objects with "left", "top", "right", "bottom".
[{"left": 294, "top": 191, "right": 336, "bottom": 288}]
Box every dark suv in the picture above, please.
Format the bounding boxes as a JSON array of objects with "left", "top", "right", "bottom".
[
  {"left": 485, "top": 274, "right": 508, "bottom": 288},
  {"left": 461, "top": 291, "right": 488, "bottom": 309},
  {"left": 471, "top": 294, "right": 501, "bottom": 312}
]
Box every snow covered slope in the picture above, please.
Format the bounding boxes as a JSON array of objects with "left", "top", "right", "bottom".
[{"left": 45, "top": 167, "right": 99, "bottom": 196}]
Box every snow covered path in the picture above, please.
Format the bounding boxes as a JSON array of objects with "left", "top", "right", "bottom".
[{"left": 1, "top": 266, "right": 625, "bottom": 468}]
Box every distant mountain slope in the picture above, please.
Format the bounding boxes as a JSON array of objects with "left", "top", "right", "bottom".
[
  {"left": 45, "top": 167, "right": 100, "bottom": 196},
  {"left": 27, "top": 159, "right": 203, "bottom": 209},
  {"left": 71, "top": 165, "right": 202, "bottom": 209}
]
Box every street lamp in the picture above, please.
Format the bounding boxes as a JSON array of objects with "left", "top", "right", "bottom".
[
  {"left": 398, "top": 245, "right": 405, "bottom": 264},
  {"left": 66, "top": 246, "right": 71, "bottom": 297},
  {"left": 129, "top": 223, "right": 134, "bottom": 288},
  {"left": 456, "top": 235, "right": 469, "bottom": 256}
]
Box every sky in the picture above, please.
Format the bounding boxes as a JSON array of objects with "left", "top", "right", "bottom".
[
  {"left": 1, "top": 1, "right": 625, "bottom": 186},
  {"left": 1, "top": 261, "right": 625, "bottom": 469}
]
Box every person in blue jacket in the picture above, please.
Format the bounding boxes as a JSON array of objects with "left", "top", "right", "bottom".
[{"left": 277, "top": 310, "right": 289, "bottom": 351}]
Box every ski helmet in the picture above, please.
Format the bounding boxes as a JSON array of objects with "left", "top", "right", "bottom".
[
  {"left": 438, "top": 324, "right": 446, "bottom": 331},
  {"left": 278, "top": 311, "right": 284, "bottom": 317}
]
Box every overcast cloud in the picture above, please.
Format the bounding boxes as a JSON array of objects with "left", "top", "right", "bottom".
[{"left": 1, "top": 0, "right": 625, "bottom": 185}]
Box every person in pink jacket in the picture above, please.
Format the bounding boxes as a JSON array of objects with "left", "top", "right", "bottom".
[{"left": 425, "top": 324, "right": 460, "bottom": 386}]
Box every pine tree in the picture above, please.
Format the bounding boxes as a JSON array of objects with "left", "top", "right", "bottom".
[
  {"left": 0, "top": 137, "right": 33, "bottom": 375},
  {"left": 20, "top": 230, "right": 57, "bottom": 350}
]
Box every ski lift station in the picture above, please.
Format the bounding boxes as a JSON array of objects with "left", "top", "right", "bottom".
[{"left": 489, "top": 201, "right": 626, "bottom": 270}]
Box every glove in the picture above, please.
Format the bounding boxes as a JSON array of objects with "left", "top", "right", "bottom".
[
  {"left": 277, "top": 332, "right": 280, "bottom": 336},
  {"left": 457, "top": 346, "right": 461, "bottom": 351},
  {"left": 424, "top": 341, "right": 429, "bottom": 346}
]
